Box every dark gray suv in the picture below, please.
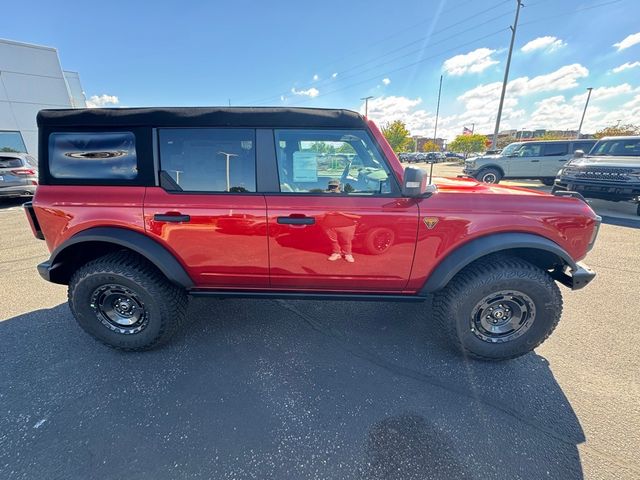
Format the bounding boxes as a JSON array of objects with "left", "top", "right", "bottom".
[
  {"left": 554, "top": 136, "right": 640, "bottom": 216},
  {"left": 0, "top": 153, "right": 38, "bottom": 199}
]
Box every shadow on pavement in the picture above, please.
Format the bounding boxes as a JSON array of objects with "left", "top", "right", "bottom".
[{"left": 0, "top": 298, "right": 585, "bottom": 479}]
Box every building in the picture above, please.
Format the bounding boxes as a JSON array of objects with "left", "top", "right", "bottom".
[
  {"left": 412, "top": 136, "right": 446, "bottom": 152},
  {"left": 0, "top": 39, "right": 86, "bottom": 156}
]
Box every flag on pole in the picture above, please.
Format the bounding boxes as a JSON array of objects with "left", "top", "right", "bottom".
[{"left": 463, "top": 126, "right": 473, "bottom": 136}]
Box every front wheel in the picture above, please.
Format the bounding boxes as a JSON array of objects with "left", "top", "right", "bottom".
[
  {"left": 432, "top": 255, "right": 562, "bottom": 361},
  {"left": 475, "top": 168, "right": 502, "bottom": 184},
  {"left": 68, "top": 251, "right": 188, "bottom": 351},
  {"left": 541, "top": 178, "right": 555, "bottom": 186}
]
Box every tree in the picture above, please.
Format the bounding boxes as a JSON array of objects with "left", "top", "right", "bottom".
[
  {"left": 448, "top": 134, "right": 488, "bottom": 156},
  {"left": 0, "top": 147, "right": 20, "bottom": 152},
  {"left": 594, "top": 123, "right": 640, "bottom": 139},
  {"left": 381, "top": 120, "right": 412, "bottom": 153},
  {"left": 421, "top": 140, "right": 439, "bottom": 152}
]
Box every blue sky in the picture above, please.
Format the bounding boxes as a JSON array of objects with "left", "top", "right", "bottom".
[{"left": 3, "top": 0, "right": 640, "bottom": 139}]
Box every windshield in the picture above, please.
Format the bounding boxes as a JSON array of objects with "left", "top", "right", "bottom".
[
  {"left": 591, "top": 138, "right": 640, "bottom": 156},
  {"left": 500, "top": 143, "right": 523, "bottom": 156}
]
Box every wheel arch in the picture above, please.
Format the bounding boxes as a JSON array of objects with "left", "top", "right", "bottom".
[
  {"left": 420, "top": 232, "right": 577, "bottom": 294},
  {"left": 44, "top": 227, "right": 194, "bottom": 288}
]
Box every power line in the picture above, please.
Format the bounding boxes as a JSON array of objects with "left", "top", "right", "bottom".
[
  {"left": 519, "top": 0, "right": 624, "bottom": 26},
  {"left": 243, "top": 0, "right": 514, "bottom": 105},
  {"left": 293, "top": 28, "right": 508, "bottom": 105}
]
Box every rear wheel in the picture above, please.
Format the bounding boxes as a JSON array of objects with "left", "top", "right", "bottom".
[
  {"left": 68, "top": 251, "right": 188, "bottom": 350},
  {"left": 432, "top": 255, "right": 562, "bottom": 361},
  {"left": 476, "top": 168, "right": 502, "bottom": 184}
]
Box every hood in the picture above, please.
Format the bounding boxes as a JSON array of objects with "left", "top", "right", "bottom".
[
  {"left": 433, "top": 176, "right": 548, "bottom": 196},
  {"left": 569, "top": 155, "right": 640, "bottom": 168},
  {"left": 467, "top": 154, "right": 501, "bottom": 162}
]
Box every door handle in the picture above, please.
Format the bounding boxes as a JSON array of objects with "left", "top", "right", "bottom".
[
  {"left": 154, "top": 213, "right": 191, "bottom": 223},
  {"left": 530, "top": 159, "right": 540, "bottom": 162},
  {"left": 277, "top": 216, "right": 315, "bottom": 225}
]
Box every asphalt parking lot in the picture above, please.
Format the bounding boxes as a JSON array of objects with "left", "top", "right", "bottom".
[{"left": 1, "top": 188, "right": 639, "bottom": 479}]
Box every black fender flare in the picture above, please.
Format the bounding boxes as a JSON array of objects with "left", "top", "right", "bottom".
[
  {"left": 47, "top": 227, "right": 194, "bottom": 288},
  {"left": 420, "top": 232, "right": 577, "bottom": 294}
]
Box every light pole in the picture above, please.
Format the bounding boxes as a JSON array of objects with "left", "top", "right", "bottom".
[
  {"left": 492, "top": 0, "right": 523, "bottom": 148},
  {"left": 576, "top": 87, "right": 593, "bottom": 139},
  {"left": 433, "top": 75, "right": 443, "bottom": 149},
  {"left": 218, "top": 151, "right": 238, "bottom": 192},
  {"left": 361, "top": 96, "right": 374, "bottom": 117}
]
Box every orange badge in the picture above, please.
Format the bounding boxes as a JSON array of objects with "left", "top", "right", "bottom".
[{"left": 423, "top": 217, "right": 439, "bottom": 229}]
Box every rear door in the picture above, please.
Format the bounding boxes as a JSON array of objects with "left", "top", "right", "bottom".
[
  {"left": 144, "top": 128, "right": 269, "bottom": 288},
  {"left": 539, "top": 142, "right": 570, "bottom": 177},
  {"left": 265, "top": 128, "right": 419, "bottom": 291}
]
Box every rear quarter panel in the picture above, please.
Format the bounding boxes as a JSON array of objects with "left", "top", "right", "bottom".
[{"left": 33, "top": 185, "right": 146, "bottom": 253}]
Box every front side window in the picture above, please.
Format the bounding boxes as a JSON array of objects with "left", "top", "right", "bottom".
[
  {"left": 159, "top": 129, "right": 256, "bottom": 193},
  {"left": 542, "top": 143, "right": 569, "bottom": 156},
  {"left": 516, "top": 143, "right": 542, "bottom": 157},
  {"left": 274, "top": 129, "right": 396, "bottom": 195},
  {"left": 49, "top": 132, "right": 137, "bottom": 179}
]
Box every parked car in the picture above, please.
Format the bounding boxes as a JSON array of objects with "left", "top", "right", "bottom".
[
  {"left": 0, "top": 152, "right": 38, "bottom": 199},
  {"left": 464, "top": 139, "right": 597, "bottom": 185},
  {"left": 26, "top": 107, "right": 600, "bottom": 361},
  {"left": 444, "top": 152, "right": 465, "bottom": 160},
  {"left": 553, "top": 136, "right": 640, "bottom": 216}
]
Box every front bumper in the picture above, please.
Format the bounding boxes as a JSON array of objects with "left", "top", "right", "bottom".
[
  {"left": 0, "top": 184, "right": 36, "bottom": 197},
  {"left": 550, "top": 262, "right": 596, "bottom": 290},
  {"left": 555, "top": 177, "right": 640, "bottom": 202}
]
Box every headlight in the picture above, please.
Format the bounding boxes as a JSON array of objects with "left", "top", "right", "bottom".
[{"left": 466, "top": 160, "right": 476, "bottom": 168}]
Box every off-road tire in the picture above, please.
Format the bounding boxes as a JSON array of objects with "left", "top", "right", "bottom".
[
  {"left": 541, "top": 178, "right": 555, "bottom": 186},
  {"left": 476, "top": 168, "right": 502, "bottom": 184},
  {"left": 432, "top": 255, "right": 562, "bottom": 361},
  {"left": 68, "top": 251, "right": 188, "bottom": 351}
]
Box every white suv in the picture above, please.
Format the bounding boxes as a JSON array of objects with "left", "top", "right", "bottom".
[{"left": 464, "top": 140, "right": 596, "bottom": 185}]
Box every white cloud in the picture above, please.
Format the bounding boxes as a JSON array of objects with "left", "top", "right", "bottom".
[
  {"left": 291, "top": 87, "right": 319, "bottom": 98},
  {"left": 331, "top": 72, "right": 338, "bottom": 79},
  {"left": 312, "top": 74, "right": 319, "bottom": 81},
  {"left": 521, "top": 36, "right": 566, "bottom": 53},
  {"left": 365, "top": 96, "right": 434, "bottom": 136},
  {"left": 86, "top": 94, "right": 119, "bottom": 108},
  {"left": 612, "top": 61, "right": 640, "bottom": 73},
  {"left": 442, "top": 48, "right": 499, "bottom": 75},
  {"left": 613, "top": 32, "right": 640, "bottom": 51},
  {"left": 572, "top": 84, "right": 634, "bottom": 103},
  {"left": 382, "top": 78, "right": 391, "bottom": 85}
]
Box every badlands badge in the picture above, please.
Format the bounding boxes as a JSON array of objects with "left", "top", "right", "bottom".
[{"left": 423, "top": 217, "right": 439, "bottom": 229}]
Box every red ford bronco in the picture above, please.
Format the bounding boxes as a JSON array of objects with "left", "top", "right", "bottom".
[{"left": 25, "top": 107, "right": 600, "bottom": 360}]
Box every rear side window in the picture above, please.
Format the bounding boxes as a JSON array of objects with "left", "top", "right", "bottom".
[
  {"left": 0, "top": 157, "right": 23, "bottom": 168},
  {"left": 158, "top": 128, "right": 256, "bottom": 193},
  {"left": 49, "top": 132, "right": 137, "bottom": 179},
  {"left": 542, "top": 143, "right": 569, "bottom": 156},
  {"left": 573, "top": 142, "right": 594, "bottom": 154}
]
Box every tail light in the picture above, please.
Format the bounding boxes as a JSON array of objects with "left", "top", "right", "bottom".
[{"left": 11, "top": 168, "right": 36, "bottom": 176}]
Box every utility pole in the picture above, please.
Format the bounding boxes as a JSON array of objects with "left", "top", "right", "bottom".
[
  {"left": 428, "top": 75, "right": 443, "bottom": 185},
  {"left": 433, "top": 75, "right": 443, "bottom": 148},
  {"left": 576, "top": 87, "right": 593, "bottom": 139},
  {"left": 492, "top": 0, "right": 523, "bottom": 149},
  {"left": 218, "top": 151, "right": 238, "bottom": 192},
  {"left": 361, "top": 96, "right": 374, "bottom": 117}
]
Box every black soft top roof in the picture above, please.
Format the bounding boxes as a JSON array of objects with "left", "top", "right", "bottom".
[{"left": 37, "top": 107, "right": 365, "bottom": 129}]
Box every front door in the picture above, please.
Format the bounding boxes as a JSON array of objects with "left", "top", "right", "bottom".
[
  {"left": 506, "top": 142, "right": 542, "bottom": 177},
  {"left": 266, "top": 128, "right": 419, "bottom": 291},
  {"left": 144, "top": 128, "right": 269, "bottom": 288}
]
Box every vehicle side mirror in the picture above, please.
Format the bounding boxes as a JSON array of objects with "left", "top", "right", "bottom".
[
  {"left": 402, "top": 167, "right": 437, "bottom": 197},
  {"left": 574, "top": 150, "right": 584, "bottom": 158}
]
